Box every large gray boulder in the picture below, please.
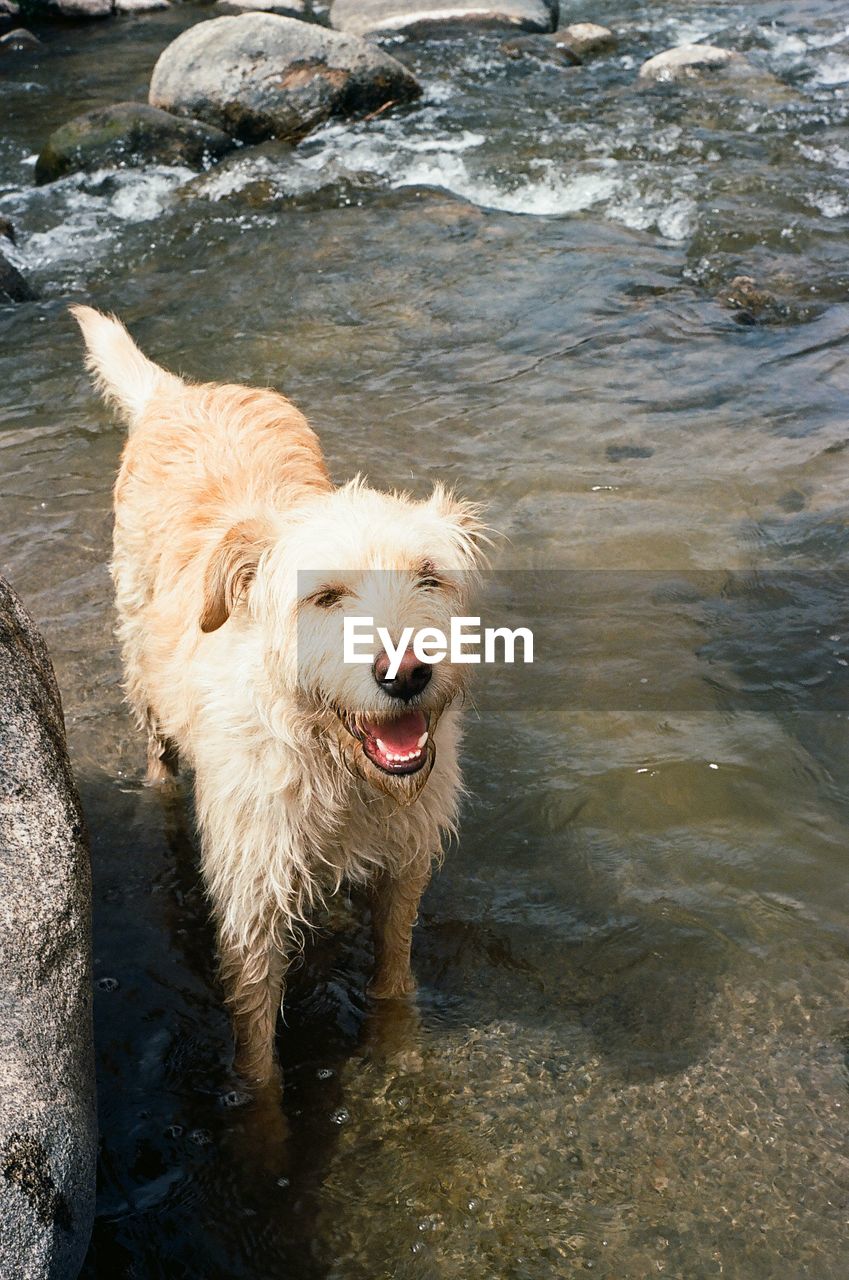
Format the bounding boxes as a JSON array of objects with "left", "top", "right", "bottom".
[
  {"left": 330, "top": 0, "right": 555, "bottom": 38},
  {"left": 35, "top": 102, "right": 237, "bottom": 185},
  {"left": 149, "top": 13, "right": 422, "bottom": 144},
  {"left": 0, "top": 578, "right": 96, "bottom": 1280}
]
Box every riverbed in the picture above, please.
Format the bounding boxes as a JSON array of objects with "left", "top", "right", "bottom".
[{"left": 2, "top": 1, "right": 849, "bottom": 1276}]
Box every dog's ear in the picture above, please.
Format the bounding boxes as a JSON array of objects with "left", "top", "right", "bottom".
[
  {"left": 428, "top": 485, "right": 491, "bottom": 569},
  {"left": 200, "top": 519, "right": 271, "bottom": 634}
]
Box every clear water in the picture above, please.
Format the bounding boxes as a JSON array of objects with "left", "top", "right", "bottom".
[{"left": 2, "top": 2, "right": 849, "bottom": 1275}]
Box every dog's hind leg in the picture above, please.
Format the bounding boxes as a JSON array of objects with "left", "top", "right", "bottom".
[
  {"left": 368, "top": 857, "right": 432, "bottom": 999},
  {"left": 144, "top": 708, "right": 179, "bottom": 785},
  {"left": 218, "top": 918, "right": 287, "bottom": 1087}
]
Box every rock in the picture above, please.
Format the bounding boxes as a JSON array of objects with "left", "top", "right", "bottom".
[
  {"left": 45, "top": 0, "right": 112, "bottom": 16},
  {"left": 0, "top": 577, "right": 96, "bottom": 1279},
  {"left": 716, "top": 276, "right": 780, "bottom": 325},
  {"left": 638, "top": 43, "right": 749, "bottom": 83},
  {"left": 501, "top": 33, "right": 581, "bottom": 66},
  {"left": 0, "top": 26, "right": 41, "bottom": 49},
  {"left": 149, "top": 14, "right": 422, "bottom": 145},
  {"left": 329, "top": 0, "right": 555, "bottom": 39},
  {"left": 0, "top": 249, "right": 34, "bottom": 302},
  {"left": 182, "top": 137, "right": 294, "bottom": 204},
  {"left": 554, "top": 21, "right": 615, "bottom": 57},
  {"left": 114, "top": 0, "right": 171, "bottom": 11},
  {"left": 215, "top": 0, "right": 307, "bottom": 15},
  {"left": 638, "top": 43, "right": 790, "bottom": 102},
  {"left": 35, "top": 102, "right": 237, "bottom": 184}
]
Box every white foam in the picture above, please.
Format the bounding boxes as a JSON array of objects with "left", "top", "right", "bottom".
[
  {"left": 109, "top": 167, "right": 193, "bottom": 220},
  {"left": 292, "top": 127, "right": 623, "bottom": 218},
  {"left": 414, "top": 160, "right": 616, "bottom": 215},
  {"left": 767, "top": 30, "right": 807, "bottom": 57},
  {"left": 797, "top": 141, "right": 849, "bottom": 170},
  {"left": 812, "top": 53, "right": 849, "bottom": 85},
  {"left": 608, "top": 188, "right": 696, "bottom": 242},
  {"left": 276, "top": 119, "right": 702, "bottom": 239},
  {"left": 195, "top": 154, "right": 279, "bottom": 200},
  {"left": 764, "top": 21, "right": 849, "bottom": 60},
  {"left": 807, "top": 24, "right": 849, "bottom": 50},
  {"left": 656, "top": 197, "right": 698, "bottom": 241},
  {"left": 663, "top": 19, "right": 718, "bottom": 46},
  {"left": 807, "top": 190, "right": 849, "bottom": 218},
  {"left": 394, "top": 130, "right": 486, "bottom": 154},
  {"left": 18, "top": 166, "right": 193, "bottom": 269}
]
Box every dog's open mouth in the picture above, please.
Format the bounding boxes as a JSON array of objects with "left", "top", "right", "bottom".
[{"left": 342, "top": 708, "right": 430, "bottom": 776}]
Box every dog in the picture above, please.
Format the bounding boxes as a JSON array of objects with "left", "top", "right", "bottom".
[{"left": 71, "top": 306, "right": 486, "bottom": 1086}]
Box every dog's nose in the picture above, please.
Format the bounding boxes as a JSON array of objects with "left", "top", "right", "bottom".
[{"left": 373, "top": 648, "right": 432, "bottom": 701}]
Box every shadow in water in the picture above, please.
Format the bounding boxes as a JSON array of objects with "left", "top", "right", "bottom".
[
  {"left": 78, "top": 726, "right": 732, "bottom": 1279},
  {"left": 79, "top": 773, "right": 367, "bottom": 1280}
]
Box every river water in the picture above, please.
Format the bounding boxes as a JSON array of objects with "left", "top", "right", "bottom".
[{"left": 2, "top": 2, "right": 849, "bottom": 1276}]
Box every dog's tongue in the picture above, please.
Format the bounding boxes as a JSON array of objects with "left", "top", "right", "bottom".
[{"left": 363, "top": 709, "right": 427, "bottom": 754}]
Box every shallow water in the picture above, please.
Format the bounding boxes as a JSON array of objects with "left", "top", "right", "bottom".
[{"left": 2, "top": 1, "right": 849, "bottom": 1276}]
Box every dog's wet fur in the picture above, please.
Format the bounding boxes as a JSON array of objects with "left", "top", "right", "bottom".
[{"left": 72, "top": 306, "right": 486, "bottom": 1085}]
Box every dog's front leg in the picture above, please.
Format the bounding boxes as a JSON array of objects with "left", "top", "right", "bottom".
[
  {"left": 368, "top": 858, "right": 432, "bottom": 999},
  {"left": 218, "top": 920, "right": 287, "bottom": 1087}
]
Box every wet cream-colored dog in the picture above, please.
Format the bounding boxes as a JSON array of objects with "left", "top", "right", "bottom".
[{"left": 72, "top": 306, "right": 485, "bottom": 1085}]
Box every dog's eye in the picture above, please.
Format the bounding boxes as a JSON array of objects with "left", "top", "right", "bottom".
[
  {"left": 418, "top": 576, "right": 442, "bottom": 590},
  {"left": 310, "top": 586, "right": 349, "bottom": 609}
]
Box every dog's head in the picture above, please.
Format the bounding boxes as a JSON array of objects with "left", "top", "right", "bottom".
[{"left": 199, "top": 480, "right": 487, "bottom": 802}]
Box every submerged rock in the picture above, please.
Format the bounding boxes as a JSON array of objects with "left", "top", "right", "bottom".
[
  {"left": 149, "top": 14, "right": 421, "bottom": 145},
  {"left": 183, "top": 137, "right": 295, "bottom": 204},
  {"left": 0, "top": 250, "right": 34, "bottom": 302},
  {"left": 0, "top": 577, "right": 96, "bottom": 1278},
  {"left": 555, "top": 21, "right": 615, "bottom": 57},
  {"left": 639, "top": 43, "right": 750, "bottom": 82},
  {"left": 0, "top": 26, "right": 40, "bottom": 49},
  {"left": 35, "top": 102, "right": 236, "bottom": 184},
  {"left": 215, "top": 0, "right": 307, "bottom": 14},
  {"left": 716, "top": 275, "right": 789, "bottom": 325},
  {"left": 501, "top": 33, "right": 581, "bottom": 66},
  {"left": 329, "top": 0, "right": 555, "bottom": 38},
  {"left": 639, "top": 43, "right": 791, "bottom": 104}
]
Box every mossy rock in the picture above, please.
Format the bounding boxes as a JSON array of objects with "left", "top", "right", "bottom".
[{"left": 35, "top": 101, "right": 237, "bottom": 184}]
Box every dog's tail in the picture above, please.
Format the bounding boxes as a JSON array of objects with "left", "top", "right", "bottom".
[{"left": 70, "top": 305, "right": 184, "bottom": 430}]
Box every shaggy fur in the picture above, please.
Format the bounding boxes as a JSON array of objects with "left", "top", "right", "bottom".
[{"left": 72, "top": 306, "right": 485, "bottom": 1085}]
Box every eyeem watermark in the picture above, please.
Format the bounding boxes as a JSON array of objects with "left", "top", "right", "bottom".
[{"left": 344, "top": 617, "right": 534, "bottom": 677}]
